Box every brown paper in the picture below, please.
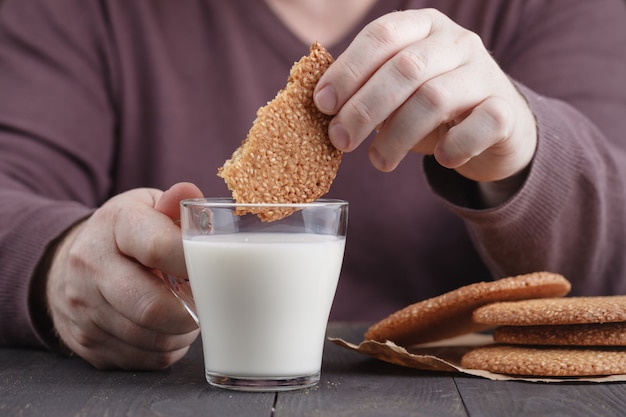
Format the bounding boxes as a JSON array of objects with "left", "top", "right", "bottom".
[{"left": 329, "top": 333, "right": 626, "bottom": 383}]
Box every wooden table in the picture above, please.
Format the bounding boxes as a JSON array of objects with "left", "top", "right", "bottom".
[{"left": 2, "top": 322, "right": 625, "bottom": 416}]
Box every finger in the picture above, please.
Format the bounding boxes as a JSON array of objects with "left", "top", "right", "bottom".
[
  {"left": 102, "top": 316, "right": 199, "bottom": 354},
  {"left": 370, "top": 64, "right": 488, "bottom": 171},
  {"left": 113, "top": 182, "right": 203, "bottom": 272},
  {"left": 59, "top": 297, "right": 198, "bottom": 370},
  {"left": 330, "top": 30, "right": 469, "bottom": 152},
  {"left": 61, "top": 229, "right": 198, "bottom": 363},
  {"left": 114, "top": 199, "right": 189, "bottom": 278},
  {"left": 314, "top": 9, "right": 439, "bottom": 115},
  {"left": 155, "top": 182, "right": 204, "bottom": 220},
  {"left": 69, "top": 323, "right": 194, "bottom": 370},
  {"left": 98, "top": 258, "right": 198, "bottom": 334},
  {"left": 97, "top": 343, "right": 191, "bottom": 371},
  {"left": 435, "top": 96, "right": 517, "bottom": 182},
  {"left": 86, "top": 289, "right": 199, "bottom": 350}
]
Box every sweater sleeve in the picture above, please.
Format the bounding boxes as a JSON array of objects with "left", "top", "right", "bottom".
[
  {"left": 425, "top": 0, "right": 626, "bottom": 295},
  {"left": 0, "top": 0, "right": 115, "bottom": 348}
]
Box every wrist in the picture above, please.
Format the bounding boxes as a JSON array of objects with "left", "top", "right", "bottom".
[
  {"left": 29, "top": 220, "right": 84, "bottom": 354},
  {"left": 477, "top": 166, "right": 530, "bottom": 208},
  {"left": 29, "top": 234, "right": 69, "bottom": 353}
]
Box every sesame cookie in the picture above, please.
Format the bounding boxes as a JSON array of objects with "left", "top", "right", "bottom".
[
  {"left": 492, "top": 323, "right": 626, "bottom": 346},
  {"left": 364, "top": 272, "right": 571, "bottom": 346},
  {"left": 461, "top": 345, "right": 626, "bottom": 377},
  {"left": 472, "top": 296, "right": 626, "bottom": 326},
  {"left": 218, "top": 42, "right": 342, "bottom": 221}
]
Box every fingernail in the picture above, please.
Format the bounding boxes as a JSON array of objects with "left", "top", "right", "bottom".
[
  {"left": 315, "top": 85, "right": 337, "bottom": 114},
  {"left": 329, "top": 122, "right": 349, "bottom": 150}
]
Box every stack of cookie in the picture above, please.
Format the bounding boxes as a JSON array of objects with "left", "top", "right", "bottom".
[
  {"left": 364, "top": 272, "right": 626, "bottom": 377},
  {"left": 462, "top": 296, "right": 626, "bottom": 377},
  {"left": 364, "top": 271, "right": 572, "bottom": 346}
]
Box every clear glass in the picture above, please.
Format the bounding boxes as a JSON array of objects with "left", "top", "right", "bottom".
[{"left": 165, "top": 198, "right": 348, "bottom": 391}]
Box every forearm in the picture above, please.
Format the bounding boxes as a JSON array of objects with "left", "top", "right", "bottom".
[
  {"left": 427, "top": 0, "right": 626, "bottom": 293},
  {"left": 0, "top": 190, "right": 93, "bottom": 348},
  {"left": 0, "top": 0, "right": 116, "bottom": 348},
  {"left": 427, "top": 90, "right": 626, "bottom": 295}
]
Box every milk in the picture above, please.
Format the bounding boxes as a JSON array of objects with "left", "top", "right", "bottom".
[{"left": 183, "top": 232, "right": 345, "bottom": 378}]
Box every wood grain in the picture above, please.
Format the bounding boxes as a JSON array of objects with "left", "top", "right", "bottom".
[
  {"left": 277, "top": 322, "right": 466, "bottom": 417},
  {"left": 454, "top": 377, "right": 626, "bottom": 417},
  {"left": 2, "top": 323, "right": 626, "bottom": 416}
]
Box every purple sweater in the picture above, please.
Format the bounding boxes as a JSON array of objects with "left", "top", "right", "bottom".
[{"left": 1, "top": 0, "right": 626, "bottom": 350}]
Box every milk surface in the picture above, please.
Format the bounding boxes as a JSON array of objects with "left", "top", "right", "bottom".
[{"left": 183, "top": 232, "right": 345, "bottom": 377}]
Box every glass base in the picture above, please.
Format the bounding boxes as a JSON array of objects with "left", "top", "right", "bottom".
[{"left": 206, "top": 370, "right": 320, "bottom": 392}]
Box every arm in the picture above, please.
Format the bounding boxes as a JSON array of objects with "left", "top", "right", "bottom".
[
  {"left": 0, "top": 0, "right": 114, "bottom": 348},
  {"left": 428, "top": 0, "right": 626, "bottom": 294},
  {"left": 0, "top": 0, "right": 201, "bottom": 369},
  {"left": 314, "top": 0, "right": 626, "bottom": 294}
]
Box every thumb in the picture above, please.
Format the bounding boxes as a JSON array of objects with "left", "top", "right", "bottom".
[{"left": 155, "top": 182, "right": 204, "bottom": 219}]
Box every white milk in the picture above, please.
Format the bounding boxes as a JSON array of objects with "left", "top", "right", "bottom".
[{"left": 183, "top": 232, "right": 345, "bottom": 378}]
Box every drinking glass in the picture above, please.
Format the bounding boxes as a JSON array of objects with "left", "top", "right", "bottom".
[{"left": 165, "top": 198, "right": 348, "bottom": 391}]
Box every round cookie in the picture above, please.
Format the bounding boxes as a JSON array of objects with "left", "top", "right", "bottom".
[
  {"left": 217, "top": 42, "right": 342, "bottom": 222},
  {"left": 461, "top": 345, "right": 626, "bottom": 377},
  {"left": 493, "top": 323, "right": 626, "bottom": 346},
  {"left": 472, "top": 296, "right": 626, "bottom": 326},
  {"left": 364, "top": 272, "right": 571, "bottom": 346}
]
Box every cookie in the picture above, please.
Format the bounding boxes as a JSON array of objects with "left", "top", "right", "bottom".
[
  {"left": 493, "top": 322, "right": 626, "bottom": 346},
  {"left": 461, "top": 345, "right": 626, "bottom": 377},
  {"left": 217, "top": 42, "right": 342, "bottom": 222},
  {"left": 472, "top": 296, "right": 626, "bottom": 326},
  {"left": 364, "top": 272, "right": 571, "bottom": 346}
]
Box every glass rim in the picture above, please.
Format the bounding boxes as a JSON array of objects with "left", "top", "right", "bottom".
[{"left": 180, "top": 198, "right": 348, "bottom": 209}]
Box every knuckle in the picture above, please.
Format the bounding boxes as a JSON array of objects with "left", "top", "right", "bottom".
[
  {"left": 93, "top": 200, "right": 123, "bottom": 226},
  {"left": 415, "top": 82, "right": 451, "bottom": 114},
  {"left": 483, "top": 99, "right": 514, "bottom": 138},
  {"left": 457, "top": 30, "right": 483, "bottom": 50},
  {"left": 65, "top": 245, "right": 86, "bottom": 272},
  {"left": 347, "top": 98, "right": 377, "bottom": 126},
  {"left": 392, "top": 49, "right": 428, "bottom": 83},
  {"left": 341, "top": 59, "right": 363, "bottom": 83},
  {"left": 64, "top": 230, "right": 98, "bottom": 274},
  {"left": 136, "top": 295, "right": 167, "bottom": 329},
  {"left": 71, "top": 326, "right": 102, "bottom": 351},
  {"left": 364, "top": 18, "right": 403, "bottom": 48}
]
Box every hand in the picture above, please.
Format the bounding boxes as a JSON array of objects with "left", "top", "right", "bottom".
[
  {"left": 46, "top": 182, "right": 203, "bottom": 370},
  {"left": 314, "top": 9, "right": 537, "bottom": 183}
]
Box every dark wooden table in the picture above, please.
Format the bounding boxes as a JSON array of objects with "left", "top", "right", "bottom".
[{"left": 2, "top": 322, "right": 626, "bottom": 416}]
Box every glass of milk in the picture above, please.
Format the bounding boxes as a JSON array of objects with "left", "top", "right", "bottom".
[{"left": 167, "top": 198, "right": 347, "bottom": 391}]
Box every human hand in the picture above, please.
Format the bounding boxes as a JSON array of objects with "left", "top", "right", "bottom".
[
  {"left": 46, "top": 182, "right": 203, "bottom": 370},
  {"left": 314, "top": 9, "right": 537, "bottom": 183}
]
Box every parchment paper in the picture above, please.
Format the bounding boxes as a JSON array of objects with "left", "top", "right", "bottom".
[{"left": 330, "top": 333, "right": 626, "bottom": 383}]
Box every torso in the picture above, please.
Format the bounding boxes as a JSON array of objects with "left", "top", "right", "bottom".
[
  {"left": 264, "top": 0, "right": 378, "bottom": 47},
  {"left": 58, "top": 0, "right": 496, "bottom": 320}
]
